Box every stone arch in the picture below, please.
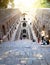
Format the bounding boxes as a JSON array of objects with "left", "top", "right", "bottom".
[
  {"left": 23, "top": 22, "right": 26, "bottom": 27},
  {"left": 22, "top": 29, "right": 26, "bottom": 33},
  {"left": 2, "top": 25, "right": 6, "bottom": 35}
]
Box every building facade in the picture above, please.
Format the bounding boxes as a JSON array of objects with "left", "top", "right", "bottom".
[
  {"left": 0, "top": 9, "right": 21, "bottom": 42},
  {"left": 32, "top": 9, "right": 50, "bottom": 41}
]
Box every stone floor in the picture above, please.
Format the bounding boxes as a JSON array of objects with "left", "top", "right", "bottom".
[{"left": 0, "top": 39, "right": 50, "bottom": 65}]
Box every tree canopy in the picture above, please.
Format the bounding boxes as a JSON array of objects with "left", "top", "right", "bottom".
[
  {"left": 33, "top": 0, "right": 50, "bottom": 8},
  {"left": 0, "top": 0, "right": 14, "bottom": 8},
  {"left": 0, "top": 0, "right": 50, "bottom": 8}
]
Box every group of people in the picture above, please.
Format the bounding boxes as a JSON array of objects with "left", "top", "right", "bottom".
[
  {"left": 41, "top": 36, "right": 49, "bottom": 45},
  {"left": 38, "top": 36, "right": 49, "bottom": 45}
]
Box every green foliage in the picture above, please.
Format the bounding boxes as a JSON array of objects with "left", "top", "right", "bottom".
[
  {"left": 0, "top": 0, "right": 9, "bottom": 8},
  {"left": 0, "top": 0, "right": 14, "bottom": 8},
  {"left": 33, "top": 0, "right": 50, "bottom": 8},
  {"left": 40, "top": 0, "right": 50, "bottom": 8},
  {"left": 47, "top": 0, "right": 50, "bottom": 2},
  {"left": 0, "top": 0, "right": 50, "bottom": 8},
  {"left": 10, "top": 0, "right": 14, "bottom": 3}
]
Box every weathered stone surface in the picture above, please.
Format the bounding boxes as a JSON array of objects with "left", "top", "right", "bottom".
[{"left": 0, "top": 40, "right": 50, "bottom": 65}]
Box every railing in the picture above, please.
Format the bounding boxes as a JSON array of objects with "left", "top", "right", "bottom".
[
  {"left": 15, "top": 22, "right": 21, "bottom": 40},
  {"left": 2, "top": 21, "right": 18, "bottom": 42},
  {"left": 33, "top": 23, "right": 41, "bottom": 37},
  {"left": 29, "top": 25, "right": 38, "bottom": 42}
]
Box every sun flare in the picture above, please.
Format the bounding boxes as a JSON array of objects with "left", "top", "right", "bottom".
[
  {"left": 13, "top": 0, "right": 38, "bottom": 24},
  {"left": 14, "top": 0, "right": 36, "bottom": 12}
]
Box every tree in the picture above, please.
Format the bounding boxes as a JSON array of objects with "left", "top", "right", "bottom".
[
  {"left": 10, "top": 0, "right": 14, "bottom": 8},
  {"left": 40, "top": 0, "right": 50, "bottom": 8},
  {"left": 33, "top": 0, "right": 50, "bottom": 8},
  {"left": 0, "top": 0, "right": 14, "bottom": 8},
  {"left": 47, "top": 0, "right": 50, "bottom": 2}
]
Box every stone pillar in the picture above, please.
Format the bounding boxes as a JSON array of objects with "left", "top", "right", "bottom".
[{"left": 48, "top": 30, "right": 50, "bottom": 39}]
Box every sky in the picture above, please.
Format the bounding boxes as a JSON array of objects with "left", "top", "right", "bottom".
[
  {"left": 13, "top": 0, "right": 37, "bottom": 13},
  {"left": 10, "top": 0, "right": 38, "bottom": 24},
  {"left": 8, "top": 0, "right": 48, "bottom": 24}
]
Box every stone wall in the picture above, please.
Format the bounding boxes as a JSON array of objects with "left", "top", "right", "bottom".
[
  {"left": 0, "top": 9, "right": 21, "bottom": 42},
  {"left": 33, "top": 9, "right": 50, "bottom": 40}
]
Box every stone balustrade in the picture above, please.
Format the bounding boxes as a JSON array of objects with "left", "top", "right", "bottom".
[
  {"left": 0, "top": 9, "right": 21, "bottom": 43},
  {"left": 32, "top": 9, "right": 50, "bottom": 41}
]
